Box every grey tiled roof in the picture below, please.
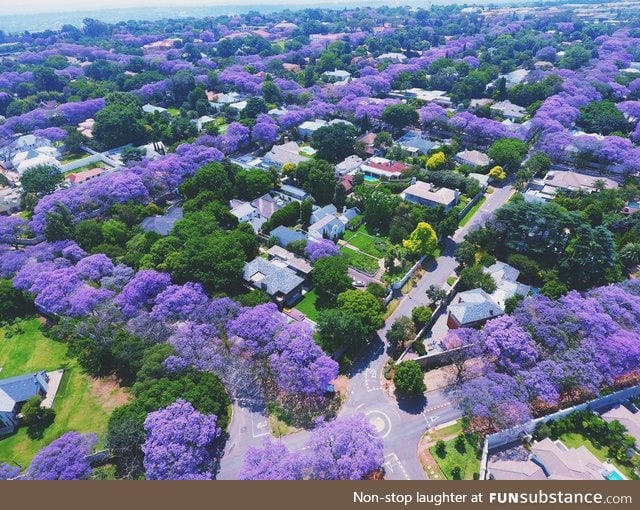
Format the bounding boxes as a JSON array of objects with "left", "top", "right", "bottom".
[
  {"left": 243, "top": 257, "right": 304, "bottom": 296},
  {"left": 270, "top": 226, "right": 308, "bottom": 247},
  {"left": 448, "top": 289, "right": 503, "bottom": 325},
  {"left": 141, "top": 206, "right": 183, "bottom": 236}
]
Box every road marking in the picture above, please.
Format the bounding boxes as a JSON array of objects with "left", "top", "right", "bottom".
[
  {"left": 384, "top": 452, "right": 410, "bottom": 480},
  {"left": 365, "top": 367, "right": 381, "bottom": 392},
  {"left": 424, "top": 402, "right": 451, "bottom": 414},
  {"left": 251, "top": 416, "right": 270, "bottom": 438},
  {"left": 365, "top": 410, "right": 392, "bottom": 438},
  {"left": 422, "top": 413, "right": 439, "bottom": 426}
]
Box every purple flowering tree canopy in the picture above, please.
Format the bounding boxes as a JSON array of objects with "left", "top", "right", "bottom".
[
  {"left": 305, "top": 239, "right": 339, "bottom": 263},
  {"left": 142, "top": 399, "right": 220, "bottom": 480},
  {"left": 27, "top": 432, "right": 97, "bottom": 480}
]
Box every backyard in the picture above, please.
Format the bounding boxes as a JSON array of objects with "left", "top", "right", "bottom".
[
  {"left": 0, "top": 319, "right": 127, "bottom": 468},
  {"left": 343, "top": 224, "right": 390, "bottom": 258},
  {"left": 295, "top": 289, "right": 320, "bottom": 322},
  {"left": 560, "top": 433, "right": 636, "bottom": 480},
  {"left": 340, "top": 246, "right": 379, "bottom": 275}
]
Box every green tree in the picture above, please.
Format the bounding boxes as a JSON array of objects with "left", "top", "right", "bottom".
[
  {"left": 458, "top": 265, "right": 497, "bottom": 294},
  {"left": 310, "top": 123, "right": 357, "bottom": 164},
  {"left": 21, "top": 395, "right": 55, "bottom": 428},
  {"left": 411, "top": 306, "right": 432, "bottom": 329},
  {"left": 120, "top": 146, "right": 146, "bottom": 164},
  {"left": 577, "top": 101, "right": 629, "bottom": 136},
  {"left": 315, "top": 308, "right": 368, "bottom": 353},
  {"left": 20, "top": 165, "right": 63, "bottom": 196},
  {"left": 386, "top": 316, "right": 416, "bottom": 352},
  {"left": 44, "top": 203, "right": 74, "bottom": 242},
  {"left": 559, "top": 44, "right": 591, "bottom": 70},
  {"left": 487, "top": 138, "right": 528, "bottom": 172},
  {"left": 620, "top": 242, "right": 640, "bottom": 268},
  {"left": 0, "top": 279, "right": 33, "bottom": 321},
  {"left": 101, "top": 219, "right": 130, "bottom": 247},
  {"left": 454, "top": 241, "right": 476, "bottom": 267},
  {"left": 381, "top": 103, "right": 419, "bottom": 134},
  {"left": 393, "top": 360, "right": 426, "bottom": 395},
  {"left": 235, "top": 169, "right": 272, "bottom": 200},
  {"left": 262, "top": 80, "right": 282, "bottom": 105},
  {"left": 312, "top": 255, "right": 352, "bottom": 303},
  {"left": 402, "top": 222, "right": 438, "bottom": 256},
  {"left": 93, "top": 92, "right": 146, "bottom": 149},
  {"left": 336, "top": 289, "right": 384, "bottom": 334},
  {"left": 373, "top": 131, "right": 393, "bottom": 149},
  {"left": 560, "top": 225, "right": 618, "bottom": 289}
]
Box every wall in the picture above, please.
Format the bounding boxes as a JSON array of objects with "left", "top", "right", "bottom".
[
  {"left": 456, "top": 191, "right": 484, "bottom": 220},
  {"left": 391, "top": 255, "right": 426, "bottom": 291}
]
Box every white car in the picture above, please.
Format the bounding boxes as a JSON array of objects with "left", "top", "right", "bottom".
[{"left": 352, "top": 279, "right": 365, "bottom": 287}]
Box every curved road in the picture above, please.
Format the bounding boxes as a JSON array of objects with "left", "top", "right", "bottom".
[{"left": 217, "top": 184, "right": 514, "bottom": 480}]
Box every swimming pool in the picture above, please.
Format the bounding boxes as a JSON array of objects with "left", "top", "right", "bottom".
[
  {"left": 605, "top": 470, "right": 624, "bottom": 480},
  {"left": 627, "top": 200, "right": 640, "bottom": 209},
  {"left": 363, "top": 175, "right": 379, "bottom": 183}
]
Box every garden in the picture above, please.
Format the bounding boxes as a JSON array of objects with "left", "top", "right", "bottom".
[
  {"left": 0, "top": 319, "right": 124, "bottom": 468},
  {"left": 427, "top": 422, "right": 481, "bottom": 480}
]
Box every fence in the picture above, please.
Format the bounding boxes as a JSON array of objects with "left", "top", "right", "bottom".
[
  {"left": 391, "top": 255, "right": 426, "bottom": 291},
  {"left": 396, "top": 277, "right": 460, "bottom": 366},
  {"left": 479, "top": 383, "right": 640, "bottom": 480},
  {"left": 456, "top": 191, "right": 484, "bottom": 220}
]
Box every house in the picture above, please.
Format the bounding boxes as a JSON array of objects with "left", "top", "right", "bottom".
[
  {"left": 0, "top": 371, "right": 49, "bottom": 436},
  {"left": 523, "top": 170, "right": 619, "bottom": 203},
  {"left": 275, "top": 184, "right": 310, "bottom": 202},
  {"left": 77, "top": 118, "right": 95, "bottom": 138},
  {"left": 490, "top": 100, "right": 527, "bottom": 120},
  {"left": 274, "top": 21, "right": 298, "bottom": 31},
  {"left": 210, "top": 92, "right": 244, "bottom": 111},
  {"left": 282, "top": 63, "right": 301, "bottom": 73},
  {"left": 323, "top": 69, "right": 351, "bottom": 82},
  {"left": 12, "top": 147, "right": 61, "bottom": 175},
  {"left": 196, "top": 115, "right": 216, "bottom": 132},
  {"left": 310, "top": 204, "right": 338, "bottom": 225},
  {"left": 396, "top": 131, "right": 441, "bottom": 155},
  {"left": 401, "top": 181, "right": 459, "bottom": 210},
  {"left": 483, "top": 261, "right": 530, "bottom": 309},
  {"left": 142, "top": 38, "right": 181, "bottom": 54},
  {"left": 308, "top": 214, "right": 345, "bottom": 241},
  {"left": 357, "top": 132, "right": 377, "bottom": 156},
  {"left": 0, "top": 187, "right": 21, "bottom": 214},
  {"left": 468, "top": 172, "right": 490, "bottom": 190},
  {"left": 230, "top": 201, "right": 261, "bottom": 224},
  {"left": 487, "top": 438, "right": 609, "bottom": 480},
  {"left": 455, "top": 149, "right": 490, "bottom": 168},
  {"left": 243, "top": 257, "right": 304, "bottom": 307},
  {"left": 376, "top": 52, "right": 407, "bottom": 63},
  {"left": 14, "top": 134, "right": 41, "bottom": 152},
  {"left": 499, "top": 68, "right": 530, "bottom": 88},
  {"left": 335, "top": 155, "right": 363, "bottom": 177},
  {"left": 141, "top": 205, "right": 183, "bottom": 236},
  {"left": 268, "top": 107, "right": 289, "bottom": 118},
  {"left": 142, "top": 104, "right": 167, "bottom": 114},
  {"left": 251, "top": 193, "right": 282, "bottom": 221},
  {"left": 469, "top": 98, "right": 494, "bottom": 111},
  {"left": 338, "top": 207, "right": 360, "bottom": 225},
  {"left": 267, "top": 245, "right": 313, "bottom": 278},
  {"left": 389, "top": 88, "right": 452, "bottom": 107},
  {"left": 341, "top": 174, "right": 355, "bottom": 193},
  {"left": 297, "top": 118, "right": 354, "bottom": 139},
  {"left": 360, "top": 156, "right": 411, "bottom": 180},
  {"left": 229, "top": 100, "right": 248, "bottom": 114},
  {"left": 269, "top": 226, "right": 308, "bottom": 248},
  {"left": 601, "top": 405, "right": 640, "bottom": 442},
  {"left": 263, "top": 141, "right": 309, "bottom": 169},
  {"left": 447, "top": 289, "right": 503, "bottom": 329},
  {"left": 66, "top": 167, "right": 107, "bottom": 185}
]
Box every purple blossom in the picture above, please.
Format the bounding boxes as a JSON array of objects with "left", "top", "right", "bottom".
[
  {"left": 226, "top": 303, "right": 287, "bottom": 357},
  {"left": 75, "top": 254, "right": 115, "bottom": 281},
  {"left": 116, "top": 269, "right": 171, "bottom": 318},
  {"left": 142, "top": 399, "right": 220, "bottom": 480},
  {"left": 150, "top": 282, "right": 209, "bottom": 323},
  {"left": 27, "top": 432, "right": 97, "bottom": 480},
  {"left": 305, "top": 239, "right": 339, "bottom": 263},
  {"left": 482, "top": 316, "right": 539, "bottom": 374},
  {"left": 240, "top": 439, "right": 304, "bottom": 480}
]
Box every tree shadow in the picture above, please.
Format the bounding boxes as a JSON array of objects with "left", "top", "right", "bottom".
[
  {"left": 347, "top": 334, "right": 386, "bottom": 378},
  {"left": 395, "top": 392, "right": 428, "bottom": 414}
]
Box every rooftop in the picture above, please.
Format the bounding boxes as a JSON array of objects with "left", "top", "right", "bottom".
[
  {"left": 402, "top": 181, "right": 458, "bottom": 206},
  {"left": 244, "top": 257, "right": 304, "bottom": 297},
  {"left": 141, "top": 205, "right": 183, "bottom": 236},
  {"left": 362, "top": 156, "right": 411, "bottom": 174},
  {"left": 456, "top": 149, "right": 490, "bottom": 167},
  {"left": 601, "top": 405, "right": 640, "bottom": 442},
  {"left": 0, "top": 371, "right": 49, "bottom": 412},
  {"left": 448, "top": 288, "right": 503, "bottom": 326}
]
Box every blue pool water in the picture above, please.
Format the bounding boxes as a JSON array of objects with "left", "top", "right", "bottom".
[
  {"left": 628, "top": 201, "right": 640, "bottom": 209},
  {"left": 364, "top": 175, "right": 379, "bottom": 183},
  {"left": 605, "top": 470, "right": 624, "bottom": 480}
]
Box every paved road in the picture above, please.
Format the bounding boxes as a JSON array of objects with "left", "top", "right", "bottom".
[{"left": 217, "top": 184, "right": 515, "bottom": 480}]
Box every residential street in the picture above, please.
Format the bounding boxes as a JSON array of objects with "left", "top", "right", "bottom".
[{"left": 217, "top": 183, "right": 514, "bottom": 480}]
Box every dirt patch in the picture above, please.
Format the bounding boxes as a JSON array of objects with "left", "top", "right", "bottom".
[
  {"left": 89, "top": 375, "right": 131, "bottom": 411},
  {"left": 332, "top": 375, "right": 349, "bottom": 396},
  {"left": 424, "top": 358, "right": 484, "bottom": 392}
]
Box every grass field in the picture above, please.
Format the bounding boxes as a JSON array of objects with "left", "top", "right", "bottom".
[
  {"left": 560, "top": 433, "right": 635, "bottom": 479},
  {"left": 295, "top": 289, "right": 320, "bottom": 322},
  {"left": 0, "top": 320, "right": 127, "bottom": 468},
  {"left": 430, "top": 433, "right": 481, "bottom": 480},
  {"left": 59, "top": 152, "right": 87, "bottom": 164},
  {"left": 458, "top": 196, "right": 487, "bottom": 227},
  {"left": 340, "top": 246, "right": 379, "bottom": 274},
  {"left": 343, "top": 225, "right": 389, "bottom": 258}
]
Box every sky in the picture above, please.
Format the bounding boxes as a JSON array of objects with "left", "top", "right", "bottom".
[{"left": 1, "top": 0, "right": 341, "bottom": 16}]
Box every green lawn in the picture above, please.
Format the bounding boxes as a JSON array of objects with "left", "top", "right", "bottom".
[
  {"left": 167, "top": 107, "right": 180, "bottom": 117},
  {"left": 295, "top": 289, "right": 320, "bottom": 322},
  {"left": 447, "top": 276, "right": 457, "bottom": 286},
  {"left": 0, "top": 320, "right": 125, "bottom": 468},
  {"left": 458, "top": 196, "right": 487, "bottom": 227},
  {"left": 63, "top": 163, "right": 107, "bottom": 176},
  {"left": 343, "top": 225, "right": 389, "bottom": 258},
  {"left": 560, "top": 433, "right": 635, "bottom": 479},
  {"left": 340, "top": 246, "right": 379, "bottom": 274},
  {"left": 59, "top": 152, "right": 87, "bottom": 164},
  {"left": 430, "top": 433, "right": 481, "bottom": 480}
]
